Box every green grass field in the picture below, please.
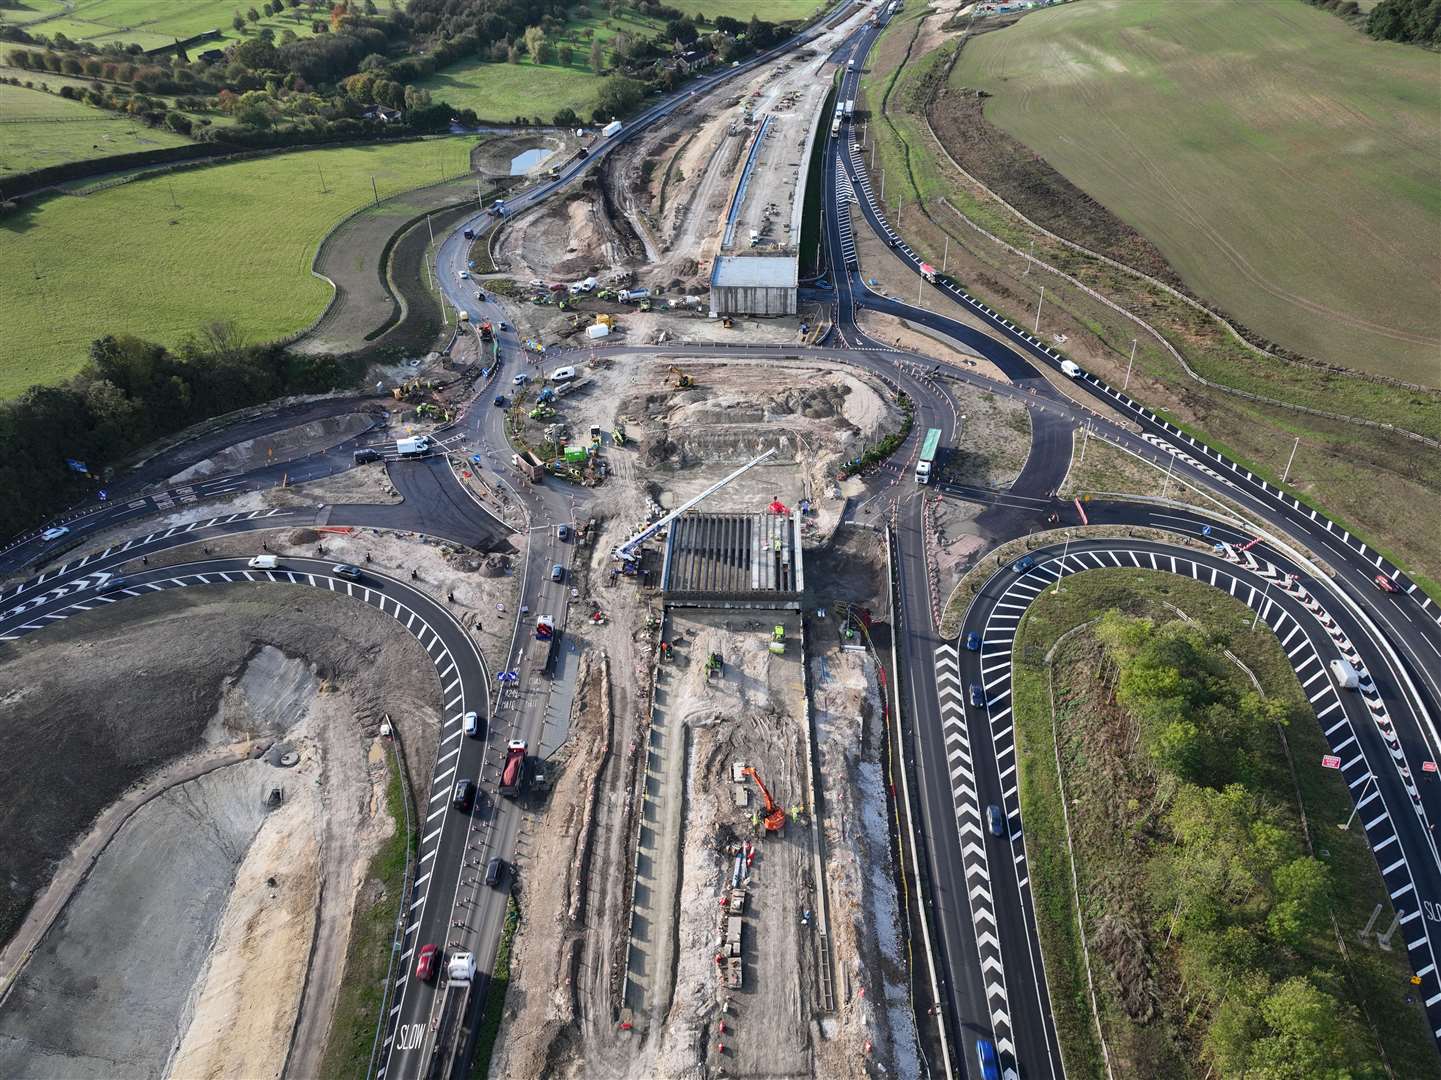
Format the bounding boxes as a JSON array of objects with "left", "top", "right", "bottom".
[
  {"left": 0, "top": 136, "right": 478, "bottom": 398},
  {"left": 953, "top": 0, "right": 1441, "bottom": 384},
  {"left": 668, "top": 1, "right": 826, "bottom": 19},
  {"left": 0, "top": 82, "right": 192, "bottom": 173},
  {"left": 0, "top": 0, "right": 321, "bottom": 51},
  {"left": 419, "top": 58, "right": 612, "bottom": 123}
]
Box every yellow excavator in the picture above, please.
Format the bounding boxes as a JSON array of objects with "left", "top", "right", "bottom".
[{"left": 668, "top": 365, "right": 694, "bottom": 389}]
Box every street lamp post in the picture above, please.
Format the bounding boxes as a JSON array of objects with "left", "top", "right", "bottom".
[
  {"left": 1340, "top": 774, "right": 1375, "bottom": 830},
  {"left": 1034, "top": 286, "right": 1044, "bottom": 334},
  {"left": 1282, "top": 436, "right": 1300, "bottom": 484},
  {"left": 1123, "top": 338, "right": 1137, "bottom": 391},
  {"left": 1054, "top": 533, "right": 1071, "bottom": 596}
]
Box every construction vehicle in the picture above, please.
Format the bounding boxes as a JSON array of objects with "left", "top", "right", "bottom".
[
  {"left": 529, "top": 404, "right": 556, "bottom": 420},
  {"left": 427, "top": 950, "right": 477, "bottom": 1070},
  {"left": 515, "top": 449, "right": 545, "bottom": 482},
  {"left": 590, "top": 424, "right": 602, "bottom": 445},
  {"left": 741, "top": 767, "right": 786, "bottom": 834},
  {"left": 919, "top": 262, "right": 938, "bottom": 283},
  {"left": 479, "top": 320, "right": 494, "bottom": 341},
  {"left": 707, "top": 652, "right": 723, "bottom": 677},
  {"left": 499, "top": 740, "right": 527, "bottom": 796},
  {"left": 668, "top": 365, "right": 694, "bottom": 389},
  {"left": 721, "top": 316, "right": 735, "bottom": 329},
  {"left": 613, "top": 421, "right": 628, "bottom": 447}
]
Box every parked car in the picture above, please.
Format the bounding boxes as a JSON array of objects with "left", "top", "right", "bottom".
[
  {"left": 1012, "top": 555, "right": 1036, "bottom": 573},
  {"left": 987, "top": 804, "right": 1004, "bottom": 837},
  {"left": 41, "top": 526, "right": 69, "bottom": 541},
  {"left": 332, "top": 564, "right": 363, "bottom": 581},
  {"left": 415, "top": 943, "right": 440, "bottom": 982},
  {"left": 1374, "top": 573, "right": 1402, "bottom": 594},
  {"left": 551, "top": 563, "right": 565, "bottom": 582},
  {"left": 353, "top": 448, "right": 381, "bottom": 464},
  {"left": 965, "top": 631, "right": 981, "bottom": 651},
  {"left": 969, "top": 683, "right": 985, "bottom": 708},
  {"left": 485, "top": 857, "right": 505, "bottom": 888}
]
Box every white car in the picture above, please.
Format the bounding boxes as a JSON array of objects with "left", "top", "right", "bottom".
[
  {"left": 41, "top": 526, "right": 69, "bottom": 541},
  {"left": 459, "top": 270, "right": 470, "bottom": 279}
]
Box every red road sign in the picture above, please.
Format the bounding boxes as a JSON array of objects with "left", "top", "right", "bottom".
[
  {"left": 1425, "top": 761, "right": 1438, "bottom": 774},
  {"left": 1321, "top": 755, "right": 1342, "bottom": 770}
]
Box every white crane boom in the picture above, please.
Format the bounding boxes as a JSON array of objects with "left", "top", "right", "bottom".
[{"left": 613, "top": 447, "right": 778, "bottom": 564}]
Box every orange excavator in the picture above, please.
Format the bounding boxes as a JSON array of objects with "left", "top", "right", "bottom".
[{"left": 742, "top": 767, "right": 786, "bottom": 835}]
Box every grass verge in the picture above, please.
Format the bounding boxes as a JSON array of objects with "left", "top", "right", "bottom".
[
  {"left": 468, "top": 894, "right": 520, "bottom": 1079},
  {"left": 316, "top": 747, "right": 414, "bottom": 1080}
]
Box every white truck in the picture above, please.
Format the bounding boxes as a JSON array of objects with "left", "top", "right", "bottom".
[
  {"left": 844, "top": 100, "right": 855, "bottom": 118},
  {"left": 568, "top": 276, "right": 598, "bottom": 296},
  {"left": 1060, "top": 360, "right": 1083, "bottom": 378},
  {"left": 396, "top": 436, "right": 431, "bottom": 457},
  {"left": 602, "top": 120, "right": 623, "bottom": 138},
  {"left": 618, "top": 287, "right": 650, "bottom": 302}
]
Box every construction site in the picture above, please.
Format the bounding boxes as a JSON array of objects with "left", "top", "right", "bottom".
[
  {"left": 482, "top": 6, "right": 866, "bottom": 349},
  {"left": 488, "top": 337, "right": 921, "bottom": 1077}
]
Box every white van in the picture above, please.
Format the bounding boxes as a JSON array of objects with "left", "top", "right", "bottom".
[
  {"left": 248, "top": 555, "right": 279, "bottom": 569},
  {"left": 1060, "top": 360, "right": 1083, "bottom": 378},
  {"left": 1330, "top": 658, "right": 1360, "bottom": 690},
  {"left": 550, "top": 366, "right": 577, "bottom": 382}
]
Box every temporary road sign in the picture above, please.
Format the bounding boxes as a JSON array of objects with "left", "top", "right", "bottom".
[{"left": 1321, "top": 755, "right": 1342, "bottom": 770}]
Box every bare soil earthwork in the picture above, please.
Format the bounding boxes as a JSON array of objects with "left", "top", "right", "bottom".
[{"left": 0, "top": 586, "right": 441, "bottom": 1079}]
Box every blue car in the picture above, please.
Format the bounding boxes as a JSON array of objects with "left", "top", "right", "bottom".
[
  {"left": 976, "top": 1038, "right": 1000, "bottom": 1080},
  {"left": 969, "top": 683, "right": 985, "bottom": 708},
  {"left": 1012, "top": 555, "right": 1036, "bottom": 573},
  {"left": 965, "top": 631, "right": 981, "bottom": 652}
]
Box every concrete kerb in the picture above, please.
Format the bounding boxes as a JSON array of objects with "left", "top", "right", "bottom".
[
  {"left": 884, "top": 524, "right": 953, "bottom": 1079},
  {"left": 797, "top": 617, "right": 837, "bottom": 1013}
]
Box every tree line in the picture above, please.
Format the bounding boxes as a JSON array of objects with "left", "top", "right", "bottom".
[
  {"left": 1298, "top": 0, "right": 1441, "bottom": 45},
  {"left": 0, "top": 330, "right": 358, "bottom": 541},
  {"left": 1089, "top": 611, "right": 1377, "bottom": 1077}
]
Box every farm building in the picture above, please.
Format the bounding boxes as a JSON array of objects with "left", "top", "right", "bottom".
[{"left": 708, "top": 255, "right": 798, "bottom": 317}]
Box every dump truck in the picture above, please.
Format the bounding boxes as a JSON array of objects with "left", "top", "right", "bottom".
[
  {"left": 516, "top": 450, "right": 546, "bottom": 482},
  {"left": 499, "top": 740, "right": 527, "bottom": 796},
  {"left": 618, "top": 288, "right": 650, "bottom": 303},
  {"left": 479, "top": 320, "right": 494, "bottom": 341},
  {"left": 919, "top": 263, "right": 938, "bottom": 283}
]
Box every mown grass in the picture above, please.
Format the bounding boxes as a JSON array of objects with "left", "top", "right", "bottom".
[
  {"left": 0, "top": 136, "right": 479, "bottom": 398},
  {"left": 856, "top": 5, "right": 1441, "bottom": 589},
  {"left": 952, "top": 0, "right": 1441, "bottom": 384},
  {"left": 1012, "top": 570, "right": 1440, "bottom": 1079},
  {"left": 2, "top": 0, "right": 323, "bottom": 51},
  {"left": 0, "top": 82, "right": 192, "bottom": 173},
  {"left": 317, "top": 748, "right": 413, "bottom": 1080}
]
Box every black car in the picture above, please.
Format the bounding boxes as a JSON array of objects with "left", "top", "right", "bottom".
[
  {"left": 493, "top": 395, "right": 508, "bottom": 407},
  {"left": 353, "top": 448, "right": 381, "bottom": 464},
  {"left": 485, "top": 856, "right": 505, "bottom": 887},
  {"left": 332, "top": 564, "right": 363, "bottom": 581},
  {"left": 453, "top": 779, "right": 475, "bottom": 812}
]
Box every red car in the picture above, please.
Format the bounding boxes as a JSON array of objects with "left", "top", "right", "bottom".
[
  {"left": 415, "top": 943, "right": 440, "bottom": 983},
  {"left": 1374, "top": 573, "right": 1402, "bottom": 594}
]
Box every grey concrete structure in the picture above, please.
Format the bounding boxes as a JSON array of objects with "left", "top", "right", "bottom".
[
  {"left": 709, "top": 255, "right": 799, "bottom": 317},
  {"left": 660, "top": 511, "right": 804, "bottom": 608}
]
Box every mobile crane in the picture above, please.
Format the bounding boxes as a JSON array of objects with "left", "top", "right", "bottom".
[{"left": 742, "top": 766, "right": 786, "bottom": 835}]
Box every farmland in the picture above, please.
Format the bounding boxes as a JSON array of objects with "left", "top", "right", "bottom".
[
  {"left": 0, "top": 82, "right": 191, "bottom": 173},
  {"left": 951, "top": 0, "right": 1441, "bottom": 384},
  {"left": 0, "top": 137, "right": 478, "bottom": 398},
  {"left": 0, "top": 0, "right": 320, "bottom": 52}
]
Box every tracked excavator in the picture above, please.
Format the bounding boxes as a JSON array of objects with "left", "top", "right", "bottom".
[{"left": 742, "top": 766, "right": 786, "bottom": 835}]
